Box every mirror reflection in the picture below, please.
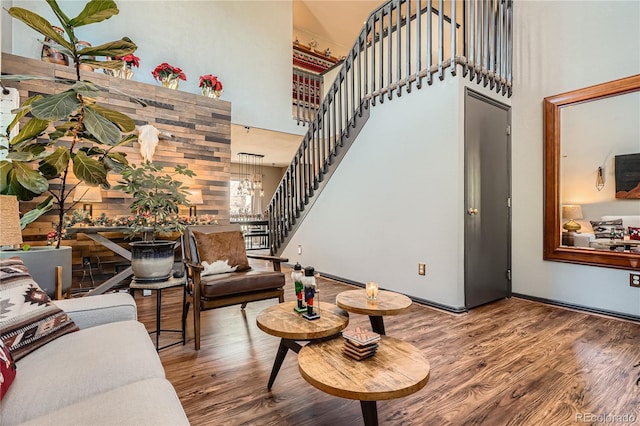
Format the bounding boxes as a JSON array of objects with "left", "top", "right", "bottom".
[
  {"left": 543, "top": 74, "right": 640, "bottom": 271},
  {"left": 560, "top": 91, "right": 640, "bottom": 253}
]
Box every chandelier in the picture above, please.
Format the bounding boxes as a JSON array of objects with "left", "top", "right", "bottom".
[{"left": 236, "top": 152, "right": 264, "bottom": 198}]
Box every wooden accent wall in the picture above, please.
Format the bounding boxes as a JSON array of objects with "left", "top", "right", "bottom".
[{"left": 1, "top": 54, "right": 231, "bottom": 271}]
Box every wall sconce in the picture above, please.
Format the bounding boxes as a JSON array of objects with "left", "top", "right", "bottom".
[
  {"left": 186, "top": 189, "right": 203, "bottom": 217},
  {"left": 0, "top": 194, "right": 23, "bottom": 248},
  {"left": 561, "top": 204, "right": 583, "bottom": 232},
  {"left": 596, "top": 166, "right": 605, "bottom": 191},
  {"left": 73, "top": 184, "right": 102, "bottom": 217}
]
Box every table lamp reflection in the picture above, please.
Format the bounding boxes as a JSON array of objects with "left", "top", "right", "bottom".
[{"left": 561, "top": 204, "right": 583, "bottom": 232}]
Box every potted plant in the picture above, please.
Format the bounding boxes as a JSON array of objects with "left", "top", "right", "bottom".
[
  {"left": 114, "top": 162, "right": 195, "bottom": 282},
  {"left": 152, "top": 63, "right": 187, "bottom": 89},
  {"left": 1, "top": 0, "right": 139, "bottom": 248},
  {"left": 0, "top": 0, "right": 138, "bottom": 296},
  {"left": 199, "top": 74, "right": 223, "bottom": 98}
]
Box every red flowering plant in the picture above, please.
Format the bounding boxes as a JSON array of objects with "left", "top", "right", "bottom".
[
  {"left": 199, "top": 74, "right": 223, "bottom": 91},
  {"left": 152, "top": 62, "right": 187, "bottom": 82},
  {"left": 116, "top": 53, "right": 140, "bottom": 68}
]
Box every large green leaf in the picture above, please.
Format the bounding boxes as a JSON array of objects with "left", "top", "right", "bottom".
[
  {"left": 10, "top": 117, "right": 50, "bottom": 145},
  {"left": 0, "top": 161, "right": 12, "bottom": 193},
  {"left": 31, "top": 90, "right": 79, "bottom": 121},
  {"left": 72, "top": 151, "right": 109, "bottom": 186},
  {"left": 71, "top": 80, "right": 100, "bottom": 98},
  {"left": 69, "top": 0, "right": 118, "bottom": 27},
  {"left": 6, "top": 152, "right": 36, "bottom": 162},
  {"left": 6, "top": 95, "right": 43, "bottom": 135},
  {"left": 45, "top": 1, "right": 71, "bottom": 29},
  {"left": 84, "top": 105, "right": 122, "bottom": 146},
  {"left": 13, "top": 162, "right": 50, "bottom": 194},
  {"left": 7, "top": 7, "right": 73, "bottom": 51},
  {"left": 20, "top": 196, "right": 54, "bottom": 230},
  {"left": 91, "top": 104, "right": 135, "bottom": 132},
  {"left": 39, "top": 146, "right": 71, "bottom": 179},
  {"left": 77, "top": 38, "right": 137, "bottom": 58}
]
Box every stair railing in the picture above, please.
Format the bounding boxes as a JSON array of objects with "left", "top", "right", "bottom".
[
  {"left": 293, "top": 68, "right": 323, "bottom": 125},
  {"left": 270, "top": 0, "right": 513, "bottom": 254}
]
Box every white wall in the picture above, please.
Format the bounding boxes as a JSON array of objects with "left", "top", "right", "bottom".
[
  {"left": 2, "top": 0, "right": 305, "bottom": 137},
  {"left": 511, "top": 1, "right": 640, "bottom": 315},
  {"left": 286, "top": 0, "right": 640, "bottom": 316},
  {"left": 283, "top": 77, "right": 467, "bottom": 309}
]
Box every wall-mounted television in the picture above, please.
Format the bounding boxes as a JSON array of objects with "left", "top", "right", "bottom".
[{"left": 615, "top": 153, "right": 640, "bottom": 199}]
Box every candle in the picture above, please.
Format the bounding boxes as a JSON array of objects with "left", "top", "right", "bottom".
[{"left": 366, "top": 282, "right": 379, "bottom": 300}]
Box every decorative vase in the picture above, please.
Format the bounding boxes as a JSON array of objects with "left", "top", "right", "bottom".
[
  {"left": 41, "top": 25, "right": 69, "bottom": 66},
  {"left": 161, "top": 76, "right": 179, "bottom": 90},
  {"left": 130, "top": 240, "right": 176, "bottom": 282},
  {"left": 201, "top": 86, "right": 222, "bottom": 98}
]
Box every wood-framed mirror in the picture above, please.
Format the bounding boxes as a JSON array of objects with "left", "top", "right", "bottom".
[{"left": 544, "top": 74, "right": 640, "bottom": 271}]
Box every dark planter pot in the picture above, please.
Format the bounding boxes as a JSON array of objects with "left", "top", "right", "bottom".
[{"left": 129, "top": 241, "right": 176, "bottom": 282}]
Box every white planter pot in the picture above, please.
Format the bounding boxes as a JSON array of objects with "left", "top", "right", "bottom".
[{"left": 0, "top": 246, "right": 72, "bottom": 298}]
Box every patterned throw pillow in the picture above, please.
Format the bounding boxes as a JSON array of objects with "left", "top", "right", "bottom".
[
  {"left": 193, "top": 231, "right": 251, "bottom": 277},
  {"left": 589, "top": 219, "right": 624, "bottom": 239},
  {"left": 0, "top": 257, "right": 78, "bottom": 361},
  {"left": 629, "top": 227, "right": 640, "bottom": 241},
  {"left": 0, "top": 339, "right": 16, "bottom": 400}
]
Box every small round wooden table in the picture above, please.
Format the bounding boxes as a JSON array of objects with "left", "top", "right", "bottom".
[
  {"left": 336, "top": 289, "right": 412, "bottom": 335},
  {"left": 298, "top": 336, "right": 430, "bottom": 426},
  {"left": 257, "top": 301, "right": 349, "bottom": 390}
]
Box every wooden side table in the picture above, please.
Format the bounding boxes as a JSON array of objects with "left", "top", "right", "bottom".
[
  {"left": 336, "top": 289, "right": 411, "bottom": 335},
  {"left": 130, "top": 276, "right": 186, "bottom": 351},
  {"left": 256, "top": 301, "right": 349, "bottom": 390},
  {"left": 298, "top": 335, "right": 430, "bottom": 426}
]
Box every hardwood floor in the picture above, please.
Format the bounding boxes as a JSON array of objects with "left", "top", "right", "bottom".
[{"left": 133, "top": 263, "right": 640, "bottom": 425}]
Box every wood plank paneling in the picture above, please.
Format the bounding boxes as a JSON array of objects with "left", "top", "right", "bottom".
[
  {"left": 2, "top": 54, "right": 231, "bottom": 272},
  {"left": 133, "top": 263, "right": 640, "bottom": 425}
]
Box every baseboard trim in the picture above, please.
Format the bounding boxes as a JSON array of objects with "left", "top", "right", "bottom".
[
  {"left": 318, "top": 272, "right": 468, "bottom": 314},
  {"left": 512, "top": 293, "right": 640, "bottom": 323}
]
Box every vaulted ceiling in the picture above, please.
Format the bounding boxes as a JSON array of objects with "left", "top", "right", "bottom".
[{"left": 231, "top": 0, "right": 382, "bottom": 168}]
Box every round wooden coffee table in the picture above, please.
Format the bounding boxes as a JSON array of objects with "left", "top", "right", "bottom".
[
  {"left": 298, "top": 335, "right": 430, "bottom": 426},
  {"left": 336, "top": 289, "right": 412, "bottom": 334},
  {"left": 257, "top": 301, "right": 349, "bottom": 389}
]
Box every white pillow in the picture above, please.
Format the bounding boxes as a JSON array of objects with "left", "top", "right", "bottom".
[{"left": 201, "top": 260, "right": 238, "bottom": 277}]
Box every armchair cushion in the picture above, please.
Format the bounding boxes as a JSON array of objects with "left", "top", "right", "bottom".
[
  {"left": 0, "top": 257, "right": 78, "bottom": 361},
  {"left": 200, "top": 270, "right": 285, "bottom": 298},
  {"left": 193, "top": 230, "right": 250, "bottom": 276}
]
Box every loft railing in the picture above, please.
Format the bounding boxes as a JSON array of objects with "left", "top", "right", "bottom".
[
  {"left": 270, "top": 0, "right": 514, "bottom": 254},
  {"left": 293, "top": 68, "right": 323, "bottom": 125}
]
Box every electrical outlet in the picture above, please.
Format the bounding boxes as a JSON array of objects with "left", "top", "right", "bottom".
[
  {"left": 418, "top": 263, "right": 426, "bottom": 276},
  {"left": 630, "top": 273, "right": 640, "bottom": 288},
  {"left": 297, "top": 245, "right": 302, "bottom": 255}
]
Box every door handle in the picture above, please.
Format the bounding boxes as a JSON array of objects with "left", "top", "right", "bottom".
[{"left": 467, "top": 208, "right": 478, "bottom": 215}]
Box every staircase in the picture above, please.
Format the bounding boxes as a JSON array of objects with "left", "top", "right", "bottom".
[{"left": 270, "top": 0, "right": 514, "bottom": 255}]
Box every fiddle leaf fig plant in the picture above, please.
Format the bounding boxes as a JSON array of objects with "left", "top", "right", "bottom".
[{"left": 1, "top": 0, "right": 140, "bottom": 247}]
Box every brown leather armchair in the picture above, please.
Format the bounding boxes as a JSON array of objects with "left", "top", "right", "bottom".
[{"left": 182, "top": 224, "right": 287, "bottom": 349}]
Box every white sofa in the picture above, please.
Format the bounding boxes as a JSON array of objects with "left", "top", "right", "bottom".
[
  {"left": 1, "top": 293, "right": 189, "bottom": 426},
  {"left": 573, "top": 215, "right": 640, "bottom": 249}
]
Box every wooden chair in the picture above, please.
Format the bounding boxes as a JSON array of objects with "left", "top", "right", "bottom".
[{"left": 181, "top": 224, "right": 287, "bottom": 349}]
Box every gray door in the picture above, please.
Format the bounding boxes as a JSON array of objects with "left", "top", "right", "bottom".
[{"left": 464, "top": 89, "right": 511, "bottom": 309}]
